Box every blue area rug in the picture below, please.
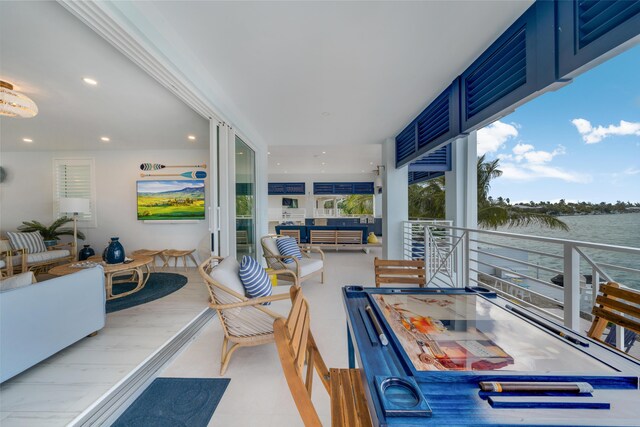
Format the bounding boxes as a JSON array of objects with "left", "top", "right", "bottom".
[
  {"left": 113, "top": 377, "right": 230, "bottom": 427},
  {"left": 106, "top": 273, "right": 188, "bottom": 313}
]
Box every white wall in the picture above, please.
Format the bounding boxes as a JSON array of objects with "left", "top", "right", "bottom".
[{"left": 0, "top": 149, "right": 210, "bottom": 265}]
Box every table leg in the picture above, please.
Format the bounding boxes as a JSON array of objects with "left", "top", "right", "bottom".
[
  {"left": 347, "top": 321, "right": 355, "bottom": 369},
  {"left": 106, "top": 273, "right": 113, "bottom": 299}
]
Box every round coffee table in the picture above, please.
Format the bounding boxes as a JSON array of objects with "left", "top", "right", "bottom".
[{"left": 49, "top": 256, "right": 153, "bottom": 301}]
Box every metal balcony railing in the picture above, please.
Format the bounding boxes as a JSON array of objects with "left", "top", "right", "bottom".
[{"left": 402, "top": 221, "right": 640, "bottom": 350}]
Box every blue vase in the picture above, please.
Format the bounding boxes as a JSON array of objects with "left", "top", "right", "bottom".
[
  {"left": 79, "top": 245, "right": 95, "bottom": 261},
  {"left": 105, "top": 237, "right": 125, "bottom": 264}
]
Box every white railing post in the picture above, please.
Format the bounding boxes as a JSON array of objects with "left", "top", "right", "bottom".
[
  {"left": 462, "top": 231, "right": 470, "bottom": 287},
  {"left": 563, "top": 244, "right": 580, "bottom": 330}
]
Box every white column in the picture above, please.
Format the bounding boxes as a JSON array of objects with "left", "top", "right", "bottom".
[
  {"left": 209, "top": 120, "right": 219, "bottom": 255},
  {"left": 445, "top": 133, "right": 478, "bottom": 286},
  {"left": 382, "top": 138, "right": 408, "bottom": 259},
  {"left": 373, "top": 192, "right": 382, "bottom": 218},
  {"left": 218, "top": 123, "right": 232, "bottom": 258}
]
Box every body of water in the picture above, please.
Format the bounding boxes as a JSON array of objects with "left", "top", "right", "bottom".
[{"left": 483, "top": 213, "right": 640, "bottom": 290}]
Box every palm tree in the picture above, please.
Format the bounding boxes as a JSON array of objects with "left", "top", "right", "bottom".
[
  {"left": 340, "top": 195, "right": 373, "bottom": 215},
  {"left": 409, "top": 155, "right": 569, "bottom": 230}
]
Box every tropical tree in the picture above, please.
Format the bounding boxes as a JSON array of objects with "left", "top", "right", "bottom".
[
  {"left": 340, "top": 195, "right": 373, "bottom": 215},
  {"left": 409, "top": 155, "right": 569, "bottom": 230}
]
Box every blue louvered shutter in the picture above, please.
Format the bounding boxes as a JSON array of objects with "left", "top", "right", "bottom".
[
  {"left": 408, "top": 145, "right": 451, "bottom": 172},
  {"left": 395, "top": 122, "right": 417, "bottom": 167},
  {"left": 558, "top": 0, "right": 640, "bottom": 78},
  {"left": 461, "top": 2, "right": 555, "bottom": 132},
  {"left": 408, "top": 171, "right": 445, "bottom": 185}
]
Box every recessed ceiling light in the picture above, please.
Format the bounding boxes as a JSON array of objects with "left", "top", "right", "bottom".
[
  {"left": 321, "top": 170, "right": 325, "bottom": 173},
  {"left": 277, "top": 162, "right": 281, "bottom": 166},
  {"left": 82, "top": 77, "right": 98, "bottom": 86},
  {"left": 322, "top": 151, "right": 326, "bottom": 154},
  {"left": 22, "top": 138, "right": 33, "bottom": 143},
  {"left": 100, "top": 136, "right": 110, "bottom": 142},
  {"left": 321, "top": 162, "right": 326, "bottom": 165},
  {"left": 188, "top": 135, "right": 196, "bottom": 141},
  {"left": 361, "top": 170, "right": 365, "bottom": 173},
  {"left": 267, "top": 151, "right": 271, "bottom": 155},
  {"left": 369, "top": 162, "right": 374, "bottom": 165}
]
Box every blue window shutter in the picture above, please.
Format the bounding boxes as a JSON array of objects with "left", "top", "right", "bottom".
[
  {"left": 408, "top": 144, "right": 451, "bottom": 172},
  {"left": 268, "top": 182, "right": 305, "bottom": 195},
  {"left": 408, "top": 171, "right": 445, "bottom": 185},
  {"left": 558, "top": 0, "right": 640, "bottom": 78},
  {"left": 461, "top": 1, "right": 555, "bottom": 132},
  {"left": 396, "top": 80, "right": 460, "bottom": 168},
  {"left": 395, "top": 122, "right": 417, "bottom": 166},
  {"left": 313, "top": 182, "right": 374, "bottom": 195}
]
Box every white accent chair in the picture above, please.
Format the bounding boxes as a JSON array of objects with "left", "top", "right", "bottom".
[
  {"left": 198, "top": 256, "right": 299, "bottom": 375},
  {"left": 261, "top": 235, "right": 325, "bottom": 285}
]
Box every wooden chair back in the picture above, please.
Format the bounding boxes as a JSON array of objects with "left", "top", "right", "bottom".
[
  {"left": 274, "top": 286, "right": 330, "bottom": 426},
  {"left": 274, "top": 287, "right": 371, "bottom": 427},
  {"left": 280, "top": 229, "right": 301, "bottom": 243},
  {"left": 587, "top": 282, "right": 640, "bottom": 348},
  {"left": 374, "top": 257, "right": 426, "bottom": 288}
]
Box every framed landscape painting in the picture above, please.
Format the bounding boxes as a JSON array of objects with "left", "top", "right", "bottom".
[{"left": 137, "top": 180, "right": 205, "bottom": 220}]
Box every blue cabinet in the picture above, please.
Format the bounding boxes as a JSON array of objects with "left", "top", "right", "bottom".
[{"left": 268, "top": 182, "right": 306, "bottom": 195}]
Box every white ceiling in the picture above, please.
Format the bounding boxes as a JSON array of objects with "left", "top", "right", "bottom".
[
  {"left": 122, "top": 0, "right": 532, "bottom": 153},
  {"left": 0, "top": 1, "right": 208, "bottom": 152},
  {"left": 268, "top": 144, "right": 381, "bottom": 175}
]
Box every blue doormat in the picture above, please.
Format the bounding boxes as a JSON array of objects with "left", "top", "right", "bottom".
[
  {"left": 106, "top": 273, "right": 188, "bottom": 313},
  {"left": 113, "top": 377, "right": 230, "bottom": 427}
]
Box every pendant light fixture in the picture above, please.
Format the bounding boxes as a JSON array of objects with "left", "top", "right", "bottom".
[{"left": 0, "top": 80, "right": 38, "bottom": 118}]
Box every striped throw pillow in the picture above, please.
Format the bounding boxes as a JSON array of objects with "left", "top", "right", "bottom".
[
  {"left": 276, "top": 237, "right": 302, "bottom": 264},
  {"left": 239, "top": 256, "right": 272, "bottom": 304},
  {"left": 6, "top": 231, "right": 47, "bottom": 254}
]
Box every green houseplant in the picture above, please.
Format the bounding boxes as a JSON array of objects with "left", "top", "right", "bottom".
[{"left": 18, "top": 217, "right": 86, "bottom": 247}]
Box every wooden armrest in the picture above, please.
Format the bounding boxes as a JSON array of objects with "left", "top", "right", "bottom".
[
  {"left": 49, "top": 242, "right": 74, "bottom": 250},
  {"left": 267, "top": 269, "right": 299, "bottom": 285},
  {"left": 210, "top": 292, "right": 291, "bottom": 310}
]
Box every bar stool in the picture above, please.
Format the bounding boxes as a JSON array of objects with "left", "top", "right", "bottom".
[
  {"left": 162, "top": 249, "right": 197, "bottom": 271},
  {"left": 131, "top": 249, "right": 166, "bottom": 272}
]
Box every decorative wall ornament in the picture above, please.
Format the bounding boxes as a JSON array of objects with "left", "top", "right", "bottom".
[
  {"left": 0, "top": 80, "right": 38, "bottom": 118},
  {"left": 139, "top": 163, "right": 206, "bottom": 171},
  {"left": 140, "top": 171, "right": 207, "bottom": 179}
]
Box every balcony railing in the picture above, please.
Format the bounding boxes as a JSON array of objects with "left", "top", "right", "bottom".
[{"left": 402, "top": 221, "right": 640, "bottom": 349}]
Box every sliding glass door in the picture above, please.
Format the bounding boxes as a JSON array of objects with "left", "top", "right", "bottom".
[{"left": 235, "top": 136, "right": 256, "bottom": 259}]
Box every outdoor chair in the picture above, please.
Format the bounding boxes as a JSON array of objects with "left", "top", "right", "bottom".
[
  {"left": 274, "top": 286, "right": 372, "bottom": 427},
  {"left": 199, "top": 255, "right": 299, "bottom": 374},
  {"left": 374, "top": 257, "right": 426, "bottom": 288},
  {"left": 587, "top": 281, "right": 639, "bottom": 356},
  {"left": 261, "top": 235, "right": 325, "bottom": 285}
]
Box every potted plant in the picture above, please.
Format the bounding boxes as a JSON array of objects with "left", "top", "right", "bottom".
[{"left": 18, "top": 217, "right": 86, "bottom": 247}]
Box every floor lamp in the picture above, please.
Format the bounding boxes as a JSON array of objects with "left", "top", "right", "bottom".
[{"left": 59, "top": 198, "right": 90, "bottom": 261}]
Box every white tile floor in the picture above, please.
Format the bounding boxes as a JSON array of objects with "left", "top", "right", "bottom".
[
  {"left": 0, "top": 267, "right": 210, "bottom": 426},
  {"left": 160, "top": 247, "right": 383, "bottom": 427},
  {"left": 0, "top": 247, "right": 383, "bottom": 426}
]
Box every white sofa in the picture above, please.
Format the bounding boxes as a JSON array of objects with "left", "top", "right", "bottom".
[{"left": 0, "top": 267, "right": 106, "bottom": 382}]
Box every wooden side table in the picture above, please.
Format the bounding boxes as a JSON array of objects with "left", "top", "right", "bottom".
[
  {"left": 162, "top": 249, "right": 197, "bottom": 271},
  {"left": 50, "top": 256, "right": 153, "bottom": 300},
  {"left": 131, "top": 249, "right": 166, "bottom": 271}
]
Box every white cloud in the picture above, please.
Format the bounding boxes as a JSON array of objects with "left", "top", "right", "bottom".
[
  {"left": 571, "top": 118, "right": 640, "bottom": 144},
  {"left": 499, "top": 143, "right": 591, "bottom": 183},
  {"left": 477, "top": 121, "right": 518, "bottom": 155},
  {"left": 512, "top": 143, "right": 534, "bottom": 155}
]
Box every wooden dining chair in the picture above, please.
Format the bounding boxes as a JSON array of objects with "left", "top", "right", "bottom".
[
  {"left": 587, "top": 281, "right": 640, "bottom": 355},
  {"left": 374, "top": 257, "right": 426, "bottom": 288},
  {"left": 274, "top": 286, "right": 372, "bottom": 427}
]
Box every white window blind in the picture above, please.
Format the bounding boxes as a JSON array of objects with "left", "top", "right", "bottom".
[{"left": 53, "top": 158, "right": 97, "bottom": 227}]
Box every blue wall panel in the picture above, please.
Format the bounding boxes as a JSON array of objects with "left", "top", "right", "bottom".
[{"left": 558, "top": 0, "right": 640, "bottom": 78}]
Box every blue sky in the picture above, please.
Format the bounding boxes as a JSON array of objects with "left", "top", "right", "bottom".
[{"left": 477, "top": 44, "right": 640, "bottom": 204}]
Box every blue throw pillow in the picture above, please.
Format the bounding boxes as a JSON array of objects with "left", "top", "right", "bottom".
[
  {"left": 276, "top": 237, "right": 302, "bottom": 264},
  {"left": 239, "top": 256, "right": 272, "bottom": 304}
]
